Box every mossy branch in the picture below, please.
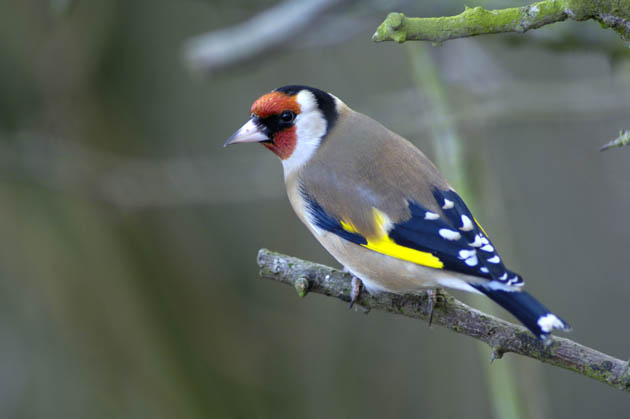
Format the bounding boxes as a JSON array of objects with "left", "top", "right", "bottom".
[
  {"left": 373, "top": 0, "right": 630, "bottom": 44},
  {"left": 258, "top": 248, "right": 630, "bottom": 393}
]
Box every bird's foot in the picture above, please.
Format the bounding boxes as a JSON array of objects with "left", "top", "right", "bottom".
[
  {"left": 426, "top": 289, "right": 438, "bottom": 327},
  {"left": 349, "top": 276, "right": 362, "bottom": 309}
]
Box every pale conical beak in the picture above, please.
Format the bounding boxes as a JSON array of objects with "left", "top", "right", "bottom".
[{"left": 224, "top": 118, "right": 269, "bottom": 147}]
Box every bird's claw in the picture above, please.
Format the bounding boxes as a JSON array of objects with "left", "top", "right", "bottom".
[
  {"left": 349, "top": 276, "right": 362, "bottom": 309},
  {"left": 427, "top": 289, "right": 438, "bottom": 327}
]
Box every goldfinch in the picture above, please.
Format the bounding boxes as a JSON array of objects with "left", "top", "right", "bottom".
[{"left": 226, "top": 85, "right": 570, "bottom": 339}]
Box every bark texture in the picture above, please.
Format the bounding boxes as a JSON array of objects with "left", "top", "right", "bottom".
[
  {"left": 258, "top": 248, "right": 630, "bottom": 393},
  {"left": 373, "top": 1, "right": 630, "bottom": 44}
]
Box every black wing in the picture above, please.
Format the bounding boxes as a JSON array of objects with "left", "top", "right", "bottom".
[
  {"left": 390, "top": 188, "right": 523, "bottom": 285},
  {"left": 302, "top": 185, "right": 523, "bottom": 286}
]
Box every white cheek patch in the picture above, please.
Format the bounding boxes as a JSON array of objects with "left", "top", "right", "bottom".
[{"left": 282, "top": 90, "right": 327, "bottom": 177}]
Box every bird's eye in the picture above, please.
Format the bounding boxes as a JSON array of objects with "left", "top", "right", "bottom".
[{"left": 280, "top": 110, "right": 295, "bottom": 123}]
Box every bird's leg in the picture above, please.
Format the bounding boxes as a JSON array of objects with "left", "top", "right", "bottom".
[
  {"left": 426, "top": 289, "right": 438, "bottom": 327},
  {"left": 349, "top": 276, "right": 363, "bottom": 309}
]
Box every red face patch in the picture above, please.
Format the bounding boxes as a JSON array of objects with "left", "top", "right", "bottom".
[
  {"left": 261, "top": 125, "right": 297, "bottom": 160},
  {"left": 250, "top": 91, "right": 301, "bottom": 119},
  {"left": 250, "top": 91, "right": 301, "bottom": 160}
]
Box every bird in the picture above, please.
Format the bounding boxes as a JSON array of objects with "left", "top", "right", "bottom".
[{"left": 225, "top": 85, "right": 570, "bottom": 340}]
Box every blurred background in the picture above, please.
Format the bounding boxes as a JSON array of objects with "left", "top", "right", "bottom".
[{"left": 1, "top": 0, "right": 629, "bottom": 418}]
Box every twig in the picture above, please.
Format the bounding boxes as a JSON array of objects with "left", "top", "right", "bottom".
[
  {"left": 257, "top": 248, "right": 630, "bottom": 393},
  {"left": 183, "top": 0, "right": 346, "bottom": 74},
  {"left": 372, "top": 1, "right": 630, "bottom": 44},
  {"left": 600, "top": 129, "right": 630, "bottom": 151}
]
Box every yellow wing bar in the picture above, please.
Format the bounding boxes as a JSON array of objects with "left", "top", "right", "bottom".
[{"left": 341, "top": 209, "right": 444, "bottom": 269}]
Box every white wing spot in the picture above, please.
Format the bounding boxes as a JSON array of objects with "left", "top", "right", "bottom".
[
  {"left": 458, "top": 249, "right": 476, "bottom": 259},
  {"left": 460, "top": 215, "right": 473, "bottom": 231},
  {"left": 439, "top": 229, "right": 461, "bottom": 241},
  {"left": 481, "top": 244, "right": 494, "bottom": 252},
  {"left": 537, "top": 314, "right": 565, "bottom": 332},
  {"left": 481, "top": 237, "right": 489, "bottom": 245},
  {"left": 499, "top": 272, "right": 508, "bottom": 280},
  {"left": 424, "top": 211, "right": 440, "bottom": 220},
  {"left": 465, "top": 255, "right": 478, "bottom": 266},
  {"left": 469, "top": 235, "right": 483, "bottom": 247},
  {"left": 442, "top": 199, "right": 454, "bottom": 209},
  {"left": 487, "top": 255, "right": 501, "bottom": 264},
  {"left": 480, "top": 267, "right": 489, "bottom": 273},
  {"left": 507, "top": 276, "right": 520, "bottom": 286},
  {"left": 487, "top": 281, "right": 517, "bottom": 291}
]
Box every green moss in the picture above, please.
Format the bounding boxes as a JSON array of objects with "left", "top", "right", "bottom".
[
  {"left": 373, "top": 0, "right": 630, "bottom": 43},
  {"left": 591, "top": 360, "right": 614, "bottom": 373},
  {"left": 514, "top": 331, "right": 548, "bottom": 358},
  {"left": 294, "top": 277, "right": 309, "bottom": 298},
  {"left": 583, "top": 363, "right": 614, "bottom": 382},
  {"left": 619, "top": 366, "right": 630, "bottom": 390},
  {"left": 567, "top": 0, "right": 630, "bottom": 19}
]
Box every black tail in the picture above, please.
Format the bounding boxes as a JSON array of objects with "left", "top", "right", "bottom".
[{"left": 473, "top": 285, "right": 570, "bottom": 339}]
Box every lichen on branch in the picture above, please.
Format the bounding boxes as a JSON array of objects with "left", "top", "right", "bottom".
[
  {"left": 257, "top": 248, "right": 630, "bottom": 393},
  {"left": 600, "top": 129, "right": 630, "bottom": 151},
  {"left": 372, "top": 0, "right": 630, "bottom": 44}
]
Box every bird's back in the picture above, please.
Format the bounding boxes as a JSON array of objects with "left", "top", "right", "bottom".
[{"left": 296, "top": 105, "right": 450, "bottom": 236}]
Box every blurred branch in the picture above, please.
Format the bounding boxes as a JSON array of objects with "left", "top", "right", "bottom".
[
  {"left": 600, "top": 129, "right": 630, "bottom": 151},
  {"left": 503, "top": 32, "right": 630, "bottom": 61},
  {"left": 3, "top": 71, "right": 628, "bottom": 209},
  {"left": 258, "top": 248, "right": 630, "bottom": 393},
  {"left": 183, "top": 0, "right": 347, "bottom": 73},
  {"left": 373, "top": 1, "right": 630, "bottom": 44},
  {"left": 0, "top": 132, "right": 280, "bottom": 209}
]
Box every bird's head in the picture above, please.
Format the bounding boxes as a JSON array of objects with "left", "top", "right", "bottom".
[{"left": 225, "top": 85, "right": 339, "bottom": 174}]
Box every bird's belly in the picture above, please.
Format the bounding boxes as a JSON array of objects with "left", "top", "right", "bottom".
[
  {"left": 314, "top": 230, "right": 462, "bottom": 294},
  {"left": 285, "top": 177, "right": 481, "bottom": 294}
]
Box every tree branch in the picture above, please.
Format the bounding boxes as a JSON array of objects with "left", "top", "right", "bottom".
[
  {"left": 183, "top": 0, "right": 346, "bottom": 74},
  {"left": 372, "top": 1, "right": 630, "bottom": 44},
  {"left": 257, "top": 248, "right": 630, "bottom": 393},
  {"left": 600, "top": 129, "right": 630, "bottom": 151}
]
